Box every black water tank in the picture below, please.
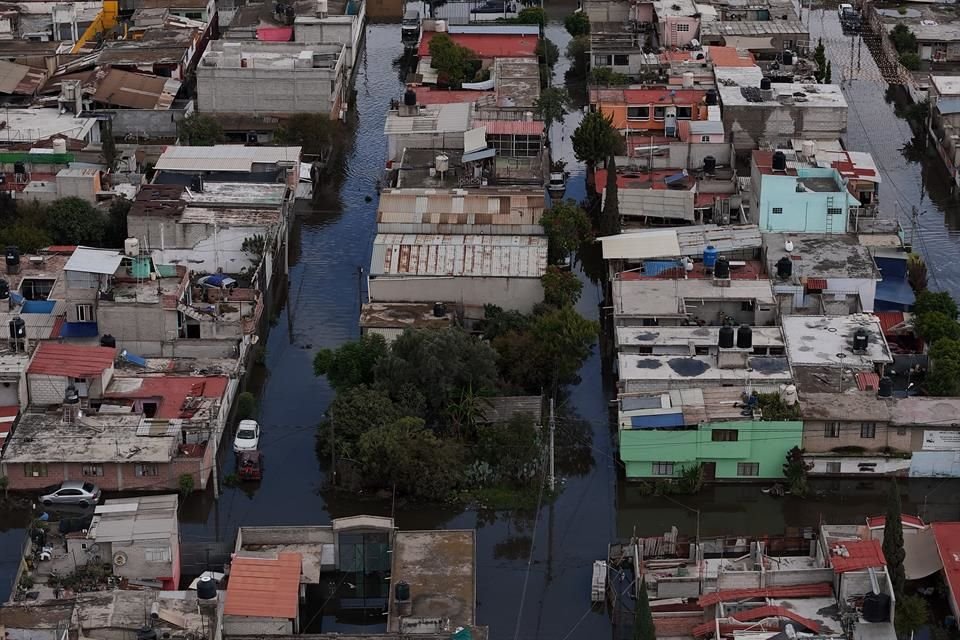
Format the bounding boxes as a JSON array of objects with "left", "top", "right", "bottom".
[
  {"left": 878, "top": 376, "right": 893, "bottom": 398},
  {"left": 853, "top": 328, "right": 869, "bottom": 351},
  {"left": 705, "top": 89, "right": 718, "bottom": 106},
  {"left": 190, "top": 176, "right": 203, "bottom": 193},
  {"left": 403, "top": 88, "right": 417, "bottom": 106},
  {"left": 137, "top": 628, "right": 158, "bottom": 640},
  {"left": 64, "top": 385, "right": 80, "bottom": 406},
  {"left": 13, "top": 161, "right": 25, "bottom": 175},
  {"left": 703, "top": 156, "right": 716, "bottom": 174},
  {"left": 196, "top": 575, "right": 217, "bottom": 600},
  {"left": 395, "top": 580, "right": 411, "bottom": 602},
  {"left": 862, "top": 592, "right": 891, "bottom": 623},
  {"left": 0, "top": 278, "right": 8, "bottom": 300},
  {"left": 737, "top": 325, "right": 753, "bottom": 349},
  {"left": 714, "top": 256, "right": 730, "bottom": 279},
  {"left": 433, "top": 302, "right": 446, "bottom": 318},
  {"left": 100, "top": 334, "right": 117, "bottom": 348},
  {"left": 772, "top": 151, "right": 787, "bottom": 172},
  {"left": 782, "top": 49, "right": 794, "bottom": 65},
  {"left": 718, "top": 325, "right": 735, "bottom": 349},
  {"left": 5, "top": 245, "right": 19, "bottom": 267},
  {"left": 776, "top": 256, "right": 793, "bottom": 279},
  {"left": 8, "top": 316, "right": 25, "bottom": 340},
  {"left": 760, "top": 77, "right": 772, "bottom": 91}
]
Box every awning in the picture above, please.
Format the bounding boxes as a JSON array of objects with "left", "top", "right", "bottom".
[
  {"left": 462, "top": 147, "right": 496, "bottom": 162},
  {"left": 464, "top": 126, "right": 487, "bottom": 153},
  {"left": 599, "top": 229, "right": 682, "bottom": 260}
]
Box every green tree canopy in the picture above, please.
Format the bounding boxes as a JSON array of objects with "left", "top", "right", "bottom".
[
  {"left": 891, "top": 24, "right": 918, "bottom": 54},
  {"left": 313, "top": 333, "right": 389, "bottom": 391},
  {"left": 478, "top": 304, "right": 531, "bottom": 341},
  {"left": 542, "top": 266, "right": 583, "bottom": 308},
  {"left": 536, "top": 37, "right": 559, "bottom": 67},
  {"left": 0, "top": 224, "right": 51, "bottom": 253},
  {"left": 895, "top": 594, "right": 929, "bottom": 638},
  {"left": 564, "top": 11, "right": 590, "bottom": 36},
  {"left": 540, "top": 199, "right": 592, "bottom": 263},
  {"left": 274, "top": 113, "right": 337, "bottom": 160},
  {"left": 177, "top": 113, "right": 225, "bottom": 145},
  {"left": 534, "top": 87, "right": 571, "bottom": 133},
  {"left": 429, "top": 33, "right": 478, "bottom": 87},
  {"left": 478, "top": 412, "right": 540, "bottom": 485},
  {"left": 529, "top": 306, "right": 598, "bottom": 390},
  {"left": 105, "top": 198, "right": 131, "bottom": 248},
  {"left": 515, "top": 6, "right": 545, "bottom": 25},
  {"left": 813, "top": 39, "right": 827, "bottom": 82},
  {"left": 46, "top": 197, "right": 106, "bottom": 245},
  {"left": 927, "top": 338, "right": 960, "bottom": 396},
  {"left": 566, "top": 35, "right": 590, "bottom": 77},
  {"left": 634, "top": 578, "right": 656, "bottom": 640},
  {"left": 318, "top": 385, "right": 401, "bottom": 452},
  {"left": 572, "top": 111, "right": 623, "bottom": 169},
  {"left": 914, "top": 310, "right": 960, "bottom": 345},
  {"left": 883, "top": 479, "right": 906, "bottom": 600},
  {"left": 915, "top": 290, "right": 958, "bottom": 319},
  {"left": 600, "top": 155, "right": 621, "bottom": 236}
]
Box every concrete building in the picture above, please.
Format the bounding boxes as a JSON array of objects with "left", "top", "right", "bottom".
[
  {"left": 224, "top": 553, "right": 302, "bottom": 634},
  {"left": 197, "top": 41, "right": 347, "bottom": 116},
  {"left": 368, "top": 233, "right": 547, "bottom": 319},
  {"left": 359, "top": 302, "right": 457, "bottom": 342},
  {"left": 751, "top": 150, "right": 863, "bottom": 234},
  {"left": 618, "top": 387, "right": 802, "bottom": 480},
  {"left": 591, "top": 87, "right": 710, "bottom": 135},
  {"left": 699, "top": 19, "right": 809, "bottom": 55},
  {"left": 65, "top": 495, "right": 181, "bottom": 589},
  {"left": 384, "top": 102, "right": 472, "bottom": 162},
  {"left": 615, "top": 324, "right": 785, "bottom": 355},
  {"left": 26, "top": 342, "right": 116, "bottom": 405},
  {"left": 375, "top": 188, "right": 545, "bottom": 235},
  {"left": 617, "top": 350, "right": 792, "bottom": 394},
  {"left": 593, "top": 166, "right": 731, "bottom": 224},
  {"left": 928, "top": 75, "right": 960, "bottom": 189},
  {"left": 892, "top": 397, "right": 960, "bottom": 477}
]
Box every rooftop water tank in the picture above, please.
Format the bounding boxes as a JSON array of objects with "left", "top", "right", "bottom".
[
  {"left": 395, "top": 580, "right": 411, "bottom": 602},
  {"left": 129, "top": 256, "right": 152, "bottom": 279},
  {"left": 802, "top": 139, "right": 816, "bottom": 159},
  {"left": 0, "top": 278, "right": 7, "bottom": 300},
  {"left": 736, "top": 324, "right": 752, "bottom": 349},
  {"left": 760, "top": 77, "right": 772, "bottom": 91},
  {"left": 124, "top": 237, "right": 140, "bottom": 257},
  {"left": 853, "top": 328, "right": 869, "bottom": 352},
  {"left": 52, "top": 138, "right": 67, "bottom": 155},
  {"left": 718, "top": 325, "right": 735, "bottom": 348},
  {"left": 435, "top": 154, "right": 449, "bottom": 173},
  {"left": 197, "top": 575, "right": 218, "bottom": 600},
  {"left": 706, "top": 89, "right": 718, "bottom": 106},
  {"left": 703, "top": 156, "right": 716, "bottom": 174},
  {"left": 782, "top": 49, "right": 794, "bottom": 66},
  {"left": 435, "top": 19, "right": 447, "bottom": 32},
  {"left": 100, "top": 334, "right": 116, "bottom": 348},
  {"left": 703, "top": 245, "right": 718, "bottom": 269},
  {"left": 714, "top": 256, "right": 730, "bottom": 279},
  {"left": 772, "top": 151, "right": 787, "bottom": 172},
  {"left": 780, "top": 384, "right": 799, "bottom": 406},
  {"left": 8, "top": 316, "right": 25, "bottom": 340},
  {"left": 433, "top": 302, "right": 446, "bottom": 317},
  {"left": 878, "top": 377, "right": 893, "bottom": 398},
  {"left": 403, "top": 88, "right": 417, "bottom": 106},
  {"left": 682, "top": 72, "right": 695, "bottom": 88},
  {"left": 776, "top": 256, "right": 793, "bottom": 279}
]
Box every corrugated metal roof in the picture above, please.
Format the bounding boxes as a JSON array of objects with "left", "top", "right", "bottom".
[
  {"left": 225, "top": 553, "right": 301, "bottom": 620},
  {"left": 371, "top": 233, "right": 546, "bottom": 278},
  {"left": 676, "top": 224, "right": 763, "bottom": 256},
  {"left": 29, "top": 343, "right": 116, "bottom": 377},
  {"left": 92, "top": 68, "right": 181, "bottom": 110},
  {"left": 687, "top": 120, "right": 725, "bottom": 135},
  {"left": 0, "top": 59, "right": 46, "bottom": 95},
  {"left": 154, "top": 145, "right": 302, "bottom": 172},
  {"left": 472, "top": 119, "right": 543, "bottom": 136},
  {"left": 699, "top": 583, "right": 833, "bottom": 606},
  {"left": 598, "top": 228, "right": 683, "bottom": 260},
  {"left": 64, "top": 246, "right": 124, "bottom": 274},
  {"left": 383, "top": 102, "right": 472, "bottom": 136}
]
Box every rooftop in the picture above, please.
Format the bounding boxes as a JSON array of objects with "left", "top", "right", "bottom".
[
  {"left": 154, "top": 145, "right": 302, "bottom": 172},
  {"left": 620, "top": 387, "right": 760, "bottom": 427},
  {"left": 617, "top": 353, "right": 792, "bottom": 382},
  {"left": 594, "top": 167, "right": 695, "bottom": 191},
  {"left": 225, "top": 553, "right": 302, "bottom": 620},
  {"left": 104, "top": 375, "right": 228, "bottom": 420},
  {"left": 781, "top": 314, "right": 893, "bottom": 368},
  {"left": 763, "top": 232, "right": 879, "bottom": 279},
  {"left": 417, "top": 31, "right": 539, "bottom": 59},
  {"left": 394, "top": 148, "right": 467, "bottom": 188},
  {"left": 359, "top": 302, "right": 456, "bottom": 331},
  {"left": 413, "top": 87, "right": 493, "bottom": 105},
  {"left": 612, "top": 278, "right": 775, "bottom": 318},
  {"left": 590, "top": 87, "right": 707, "bottom": 107},
  {"left": 829, "top": 539, "right": 886, "bottom": 573},
  {"left": 199, "top": 41, "right": 344, "bottom": 70},
  {"left": 91, "top": 68, "right": 181, "bottom": 110},
  {"left": 88, "top": 494, "right": 178, "bottom": 543},
  {"left": 880, "top": 5, "right": 960, "bottom": 42},
  {"left": 370, "top": 233, "right": 547, "bottom": 278},
  {"left": 599, "top": 224, "right": 762, "bottom": 260},
  {"left": 932, "top": 75, "right": 960, "bottom": 97},
  {"left": 388, "top": 530, "right": 476, "bottom": 632},
  {"left": 384, "top": 102, "right": 473, "bottom": 137},
  {"left": 615, "top": 325, "right": 784, "bottom": 349},
  {"left": 701, "top": 18, "right": 808, "bottom": 36},
  {"left": 64, "top": 246, "right": 125, "bottom": 275},
  {"left": 891, "top": 397, "right": 960, "bottom": 427},
  {"left": 718, "top": 80, "right": 848, "bottom": 109},
  {"left": 0, "top": 107, "right": 96, "bottom": 144},
  {"left": 933, "top": 523, "right": 960, "bottom": 614},
  {"left": 493, "top": 57, "right": 540, "bottom": 108},
  {"left": 707, "top": 45, "right": 757, "bottom": 67},
  {"left": 0, "top": 59, "right": 47, "bottom": 95},
  {"left": 29, "top": 343, "right": 116, "bottom": 378},
  {"left": 652, "top": 0, "right": 698, "bottom": 17},
  {"left": 799, "top": 391, "right": 891, "bottom": 422}
]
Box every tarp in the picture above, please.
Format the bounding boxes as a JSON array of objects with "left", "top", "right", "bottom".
[
  {"left": 721, "top": 36, "right": 775, "bottom": 50},
  {"left": 58, "top": 321, "right": 99, "bottom": 338},
  {"left": 628, "top": 412, "right": 685, "bottom": 429},
  {"left": 461, "top": 147, "right": 496, "bottom": 162},
  {"left": 598, "top": 229, "right": 683, "bottom": 260}
]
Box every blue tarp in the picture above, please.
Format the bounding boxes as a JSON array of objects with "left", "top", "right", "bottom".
[
  {"left": 120, "top": 349, "right": 147, "bottom": 367},
  {"left": 22, "top": 300, "right": 55, "bottom": 313},
  {"left": 628, "top": 412, "right": 685, "bottom": 429},
  {"left": 644, "top": 260, "right": 682, "bottom": 277},
  {"left": 875, "top": 278, "right": 915, "bottom": 311},
  {"left": 875, "top": 255, "right": 908, "bottom": 279},
  {"left": 59, "top": 322, "right": 98, "bottom": 338},
  {"left": 203, "top": 274, "right": 233, "bottom": 287}
]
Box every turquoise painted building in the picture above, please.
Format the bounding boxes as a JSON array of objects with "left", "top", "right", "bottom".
[
  {"left": 751, "top": 163, "right": 862, "bottom": 234},
  {"left": 619, "top": 418, "right": 804, "bottom": 481}
]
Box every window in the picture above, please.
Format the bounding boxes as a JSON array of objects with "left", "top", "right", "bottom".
[
  {"left": 135, "top": 464, "right": 159, "bottom": 477},
  {"left": 826, "top": 461, "right": 842, "bottom": 474},
  {"left": 737, "top": 462, "right": 760, "bottom": 476},
  {"left": 75, "top": 303, "right": 93, "bottom": 322},
  {"left": 613, "top": 54, "right": 629, "bottom": 66},
  {"left": 824, "top": 422, "right": 840, "bottom": 438},
  {"left": 741, "top": 300, "right": 755, "bottom": 312},
  {"left": 897, "top": 427, "right": 907, "bottom": 436},
  {"left": 24, "top": 462, "right": 48, "bottom": 477},
  {"left": 652, "top": 461, "right": 675, "bottom": 476},
  {"left": 654, "top": 106, "right": 666, "bottom": 120},
  {"left": 783, "top": 39, "right": 794, "bottom": 49},
  {"left": 712, "top": 429, "right": 739, "bottom": 442},
  {"left": 627, "top": 106, "right": 650, "bottom": 120},
  {"left": 861, "top": 422, "right": 877, "bottom": 439},
  {"left": 827, "top": 207, "right": 843, "bottom": 215},
  {"left": 145, "top": 547, "right": 172, "bottom": 563},
  {"left": 701, "top": 135, "right": 712, "bottom": 143},
  {"left": 772, "top": 207, "right": 783, "bottom": 215},
  {"left": 82, "top": 464, "right": 103, "bottom": 477},
  {"left": 676, "top": 106, "right": 692, "bottom": 119},
  {"left": 675, "top": 23, "right": 690, "bottom": 31},
  {"left": 595, "top": 54, "right": 612, "bottom": 66}
]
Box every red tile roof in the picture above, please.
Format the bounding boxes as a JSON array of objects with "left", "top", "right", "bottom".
[
  {"left": 867, "top": 515, "right": 925, "bottom": 529},
  {"left": 105, "top": 376, "right": 228, "bottom": 419},
  {"left": 752, "top": 149, "right": 798, "bottom": 176},
  {"left": 692, "top": 606, "right": 822, "bottom": 637},
  {"left": 855, "top": 371, "right": 880, "bottom": 392},
  {"left": 414, "top": 87, "right": 493, "bottom": 105},
  {"left": 590, "top": 87, "right": 706, "bottom": 106},
  {"left": 418, "top": 32, "right": 538, "bottom": 59},
  {"left": 698, "top": 583, "right": 833, "bottom": 607},
  {"left": 707, "top": 46, "right": 757, "bottom": 67},
  {"left": 805, "top": 278, "right": 827, "bottom": 290},
  {"left": 473, "top": 119, "right": 543, "bottom": 135},
  {"left": 0, "top": 405, "right": 15, "bottom": 439},
  {"left": 256, "top": 26, "right": 293, "bottom": 41},
  {"left": 43, "top": 245, "right": 78, "bottom": 255},
  {"left": 874, "top": 311, "right": 907, "bottom": 335},
  {"left": 655, "top": 615, "right": 705, "bottom": 637},
  {"left": 29, "top": 343, "right": 116, "bottom": 378},
  {"left": 829, "top": 539, "right": 886, "bottom": 573},
  {"left": 225, "top": 553, "right": 301, "bottom": 619},
  {"left": 934, "top": 523, "right": 960, "bottom": 613},
  {"left": 829, "top": 151, "right": 878, "bottom": 180}
]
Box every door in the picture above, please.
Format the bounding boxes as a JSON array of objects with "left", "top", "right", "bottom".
[
  {"left": 664, "top": 106, "right": 677, "bottom": 137},
  {"left": 702, "top": 462, "right": 717, "bottom": 482}
]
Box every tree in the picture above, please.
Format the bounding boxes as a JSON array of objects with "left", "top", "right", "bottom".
[
  {"left": 542, "top": 266, "right": 583, "bottom": 308},
  {"left": 102, "top": 119, "right": 118, "bottom": 171},
  {"left": 177, "top": 112, "right": 225, "bottom": 146},
  {"left": 478, "top": 412, "right": 540, "bottom": 485},
  {"left": 105, "top": 198, "right": 131, "bottom": 248},
  {"left": 813, "top": 39, "right": 827, "bottom": 82},
  {"left": 235, "top": 392, "right": 257, "bottom": 420},
  {"left": 899, "top": 52, "right": 921, "bottom": 71},
  {"left": 590, "top": 67, "right": 630, "bottom": 85},
  {"left": 317, "top": 385, "right": 401, "bottom": 455},
  {"left": 354, "top": 417, "right": 464, "bottom": 500},
  {"left": 536, "top": 37, "right": 559, "bottom": 67},
  {"left": 915, "top": 290, "right": 958, "bottom": 319},
  {"left": 890, "top": 24, "right": 918, "bottom": 54},
  {"left": 883, "top": 479, "right": 906, "bottom": 601},
  {"left": 429, "top": 33, "right": 477, "bottom": 87},
  {"left": 907, "top": 253, "right": 928, "bottom": 293},
  {"left": 782, "top": 447, "right": 813, "bottom": 497},
  {"left": 572, "top": 111, "right": 622, "bottom": 170},
  {"left": 46, "top": 197, "right": 107, "bottom": 245},
  {"left": 529, "top": 306, "right": 598, "bottom": 390},
  {"left": 914, "top": 311, "right": 960, "bottom": 345},
  {"left": 0, "top": 224, "right": 51, "bottom": 253},
  {"left": 534, "top": 87, "right": 571, "bottom": 134},
  {"left": 540, "top": 199, "right": 593, "bottom": 264},
  {"left": 274, "top": 113, "right": 336, "bottom": 160},
  {"left": 926, "top": 338, "right": 960, "bottom": 396},
  {"left": 566, "top": 35, "right": 590, "bottom": 77},
  {"left": 824, "top": 60, "right": 832, "bottom": 84},
  {"left": 633, "top": 578, "right": 656, "bottom": 640},
  {"left": 313, "top": 333, "right": 388, "bottom": 391},
  {"left": 564, "top": 11, "right": 590, "bottom": 37},
  {"left": 600, "top": 155, "right": 621, "bottom": 236},
  {"left": 446, "top": 385, "right": 490, "bottom": 440},
  {"left": 895, "top": 594, "right": 930, "bottom": 638},
  {"left": 515, "top": 6, "right": 545, "bottom": 26},
  {"left": 478, "top": 304, "right": 531, "bottom": 340}
]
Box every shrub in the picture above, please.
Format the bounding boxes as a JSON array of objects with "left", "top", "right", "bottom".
[
  {"left": 178, "top": 473, "right": 195, "bottom": 496},
  {"left": 235, "top": 392, "right": 256, "bottom": 420}
]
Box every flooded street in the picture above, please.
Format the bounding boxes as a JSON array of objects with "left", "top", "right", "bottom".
[{"left": 4, "top": 4, "right": 960, "bottom": 634}]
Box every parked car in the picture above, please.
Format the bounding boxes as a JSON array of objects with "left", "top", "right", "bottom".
[
  {"left": 40, "top": 481, "right": 102, "bottom": 507},
  {"left": 838, "top": 4, "right": 861, "bottom": 30},
  {"left": 238, "top": 451, "right": 263, "bottom": 481},
  {"left": 197, "top": 274, "right": 238, "bottom": 289},
  {"left": 233, "top": 419, "right": 260, "bottom": 453}
]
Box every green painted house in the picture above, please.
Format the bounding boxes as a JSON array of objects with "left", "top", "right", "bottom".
[{"left": 618, "top": 390, "right": 803, "bottom": 481}]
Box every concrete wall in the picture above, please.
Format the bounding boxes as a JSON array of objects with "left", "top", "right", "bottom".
[
  {"left": 28, "top": 369, "right": 111, "bottom": 405},
  {"left": 223, "top": 617, "right": 293, "bottom": 635},
  {"left": 96, "top": 107, "right": 189, "bottom": 139},
  {"left": 98, "top": 304, "right": 178, "bottom": 351},
  {"left": 807, "top": 455, "right": 911, "bottom": 476},
  {"left": 389, "top": 133, "right": 466, "bottom": 161},
  {"left": 659, "top": 16, "right": 699, "bottom": 47},
  {"left": 127, "top": 217, "right": 270, "bottom": 273},
  {"left": 756, "top": 169, "right": 856, "bottom": 234},
  {"left": 110, "top": 538, "right": 175, "bottom": 584},
  {"left": 724, "top": 105, "right": 848, "bottom": 153},
  {"left": 295, "top": 1, "right": 365, "bottom": 71},
  {"left": 368, "top": 276, "right": 543, "bottom": 317},
  {"left": 585, "top": 0, "right": 630, "bottom": 22},
  {"left": 592, "top": 51, "right": 649, "bottom": 76},
  {"left": 656, "top": 577, "right": 701, "bottom": 599},
  {"left": 802, "top": 419, "right": 908, "bottom": 453}
]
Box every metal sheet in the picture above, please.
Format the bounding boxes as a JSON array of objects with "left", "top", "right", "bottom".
[{"left": 463, "top": 126, "right": 488, "bottom": 153}]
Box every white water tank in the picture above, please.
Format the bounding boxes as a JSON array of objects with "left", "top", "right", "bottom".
[
  {"left": 784, "top": 239, "right": 794, "bottom": 252},
  {"left": 52, "top": 137, "right": 67, "bottom": 155},
  {"left": 124, "top": 237, "right": 140, "bottom": 257},
  {"left": 524, "top": 111, "right": 534, "bottom": 121},
  {"left": 435, "top": 19, "right": 447, "bottom": 32},
  {"left": 682, "top": 72, "right": 695, "bottom": 88},
  {"left": 317, "top": 0, "right": 327, "bottom": 13},
  {"left": 801, "top": 139, "right": 816, "bottom": 159},
  {"left": 780, "top": 384, "right": 798, "bottom": 406},
  {"left": 435, "top": 154, "right": 449, "bottom": 173}
]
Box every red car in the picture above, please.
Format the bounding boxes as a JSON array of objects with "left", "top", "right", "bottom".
[{"left": 238, "top": 451, "right": 263, "bottom": 481}]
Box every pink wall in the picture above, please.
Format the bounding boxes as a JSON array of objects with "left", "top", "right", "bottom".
[{"left": 660, "top": 16, "right": 699, "bottom": 47}]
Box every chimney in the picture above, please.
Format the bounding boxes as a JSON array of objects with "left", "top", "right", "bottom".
[{"left": 63, "top": 385, "right": 81, "bottom": 424}]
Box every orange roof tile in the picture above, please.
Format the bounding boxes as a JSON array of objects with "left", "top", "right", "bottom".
[
  {"left": 829, "top": 539, "right": 886, "bottom": 573},
  {"left": 698, "top": 583, "right": 833, "bottom": 606},
  {"left": 707, "top": 46, "right": 757, "bottom": 67},
  {"left": 29, "top": 343, "right": 116, "bottom": 378},
  {"left": 225, "top": 553, "right": 301, "bottom": 619}
]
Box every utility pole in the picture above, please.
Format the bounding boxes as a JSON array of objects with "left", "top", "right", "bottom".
[
  {"left": 329, "top": 408, "right": 336, "bottom": 487},
  {"left": 548, "top": 397, "right": 555, "bottom": 491}
]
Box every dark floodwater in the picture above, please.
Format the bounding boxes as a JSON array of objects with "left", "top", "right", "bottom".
[{"left": 5, "top": 5, "right": 960, "bottom": 636}]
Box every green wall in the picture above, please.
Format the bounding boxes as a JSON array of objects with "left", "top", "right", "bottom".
[{"left": 619, "top": 420, "right": 804, "bottom": 480}]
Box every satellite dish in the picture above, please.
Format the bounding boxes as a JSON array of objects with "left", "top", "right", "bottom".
[{"left": 113, "top": 551, "right": 128, "bottom": 566}]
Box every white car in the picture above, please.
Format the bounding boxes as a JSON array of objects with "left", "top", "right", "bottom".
[
  {"left": 233, "top": 420, "right": 260, "bottom": 453},
  {"left": 838, "top": 3, "right": 852, "bottom": 15}
]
